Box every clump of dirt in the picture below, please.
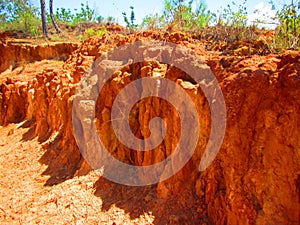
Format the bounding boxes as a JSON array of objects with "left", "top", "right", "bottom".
[{"left": 0, "top": 30, "right": 299, "bottom": 225}]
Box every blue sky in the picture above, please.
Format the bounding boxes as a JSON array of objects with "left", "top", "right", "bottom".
[{"left": 30, "top": 0, "right": 283, "bottom": 28}]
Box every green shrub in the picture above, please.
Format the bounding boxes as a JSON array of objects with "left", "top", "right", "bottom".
[
  {"left": 142, "top": 0, "right": 211, "bottom": 32},
  {"left": 122, "top": 6, "right": 138, "bottom": 32},
  {"left": 214, "top": 0, "right": 250, "bottom": 41},
  {"left": 271, "top": 0, "right": 300, "bottom": 50},
  {"left": 95, "top": 28, "right": 107, "bottom": 36},
  {"left": 84, "top": 27, "right": 107, "bottom": 38},
  {"left": 54, "top": 2, "right": 96, "bottom": 26},
  {"left": 221, "top": 0, "right": 248, "bottom": 28},
  {"left": 85, "top": 28, "right": 96, "bottom": 37},
  {"left": 0, "top": 0, "right": 41, "bottom": 36},
  {"left": 77, "top": 34, "right": 87, "bottom": 40},
  {"left": 141, "top": 13, "right": 165, "bottom": 30}
]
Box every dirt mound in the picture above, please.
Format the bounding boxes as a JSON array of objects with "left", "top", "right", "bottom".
[
  {"left": 192, "top": 27, "right": 274, "bottom": 56},
  {"left": 206, "top": 52, "right": 300, "bottom": 224},
  {"left": 0, "top": 42, "right": 78, "bottom": 73},
  {"left": 0, "top": 31, "right": 299, "bottom": 224},
  {"left": 105, "top": 24, "right": 127, "bottom": 33},
  {"left": 0, "top": 30, "right": 27, "bottom": 39}
]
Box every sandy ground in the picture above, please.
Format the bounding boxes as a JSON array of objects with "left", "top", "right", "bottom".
[
  {"left": 0, "top": 122, "right": 154, "bottom": 225},
  {"left": 0, "top": 60, "right": 64, "bottom": 82}
]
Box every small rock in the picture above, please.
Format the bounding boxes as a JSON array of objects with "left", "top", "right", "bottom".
[{"left": 7, "top": 129, "right": 14, "bottom": 136}]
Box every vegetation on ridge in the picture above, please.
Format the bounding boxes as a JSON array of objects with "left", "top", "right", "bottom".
[{"left": 0, "top": 0, "right": 299, "bottom": 50}]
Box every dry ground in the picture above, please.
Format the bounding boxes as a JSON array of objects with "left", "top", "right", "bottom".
[{"left": 0, "top": 122, "right": 154, "bottom": 225}]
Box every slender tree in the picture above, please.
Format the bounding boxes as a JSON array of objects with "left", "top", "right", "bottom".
[
  {"left": 40, "top": 0, "right": 48, "bottom": 37},
  {"left": 49, "top": 0, "right": 61, "bottom": 33}
]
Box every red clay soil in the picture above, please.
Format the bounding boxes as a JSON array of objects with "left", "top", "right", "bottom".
[
  {"left": 0, "top": 42, "right": 78, "bottom": 73},
  {"left": 0, "top": 31, "right": 299, "bottom": 225},
  {"left": 0, "top": 123, "right": 154, "bottom": 224}
]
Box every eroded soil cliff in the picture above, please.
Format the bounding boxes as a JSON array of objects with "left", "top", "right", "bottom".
[{"left": 0, "top": 31, "right": 299, "bottom": 224}]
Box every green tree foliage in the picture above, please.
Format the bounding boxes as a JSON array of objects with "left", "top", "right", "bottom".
[
  {"left": 221, "top": 0, "right": 248, "bottom": 28},
  {"left": 169, "top": 0, "right": 211, "bottom": 30},
  {"left": 272, "top": 0, "right": 300, "bottom": 49},
  {"left": 193, "top": 1, "right": 212, "bottom": 28},
  {"left": 54, "top": 2, "right": 95, "bottom": 25},
  {"left": 106, "top": 16, "right": 116, "bottom": 24},
  {"left": 96, "top": 15, "right": 105, "bottom": 24},
  {"left": 141, "top": 13, "right": 165, "bottom": 30},
  {"left": 122, "top": 6, "right": 138, "bottom": 32},
  {"left": 54, "top": 8, "right": 74, "bottom": 23},
  {"left": 0, "top": 0, "right": 41, "bottom": 36},
  {"left": 163, "top": 0, "right": 192, "bottom": 26},
  {"left": 212, "top": 0, "right": 250, "bottom": 42},
  {"left": 0, "top": 0, "right": 28, "bottom": 22},
  {"left": 142, "top": 0, "right": 211, "bottom": 31},
  {"left": 75, "top": 2, "right": 95, "bottom": 23}
]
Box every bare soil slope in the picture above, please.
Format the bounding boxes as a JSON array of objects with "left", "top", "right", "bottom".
[
  {"left": 0, "top": 122, "right": 153, "bottom": 224},
  {"left": 0, "top": 31, "right": 299, "bottom": 225}
]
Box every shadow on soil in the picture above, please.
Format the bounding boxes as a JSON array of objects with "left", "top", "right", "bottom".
[
  {"left": 19, "top": 119, "right": 209, "bottom": 224},
  {"left": 20, "top": 118, "right": 36, "bottom": 141},
  {"left": 20, "top": 119, "right": 86, "bottom": 186},
  {"left": 94, "top": 177, "right": 209, "bottom": 225}
]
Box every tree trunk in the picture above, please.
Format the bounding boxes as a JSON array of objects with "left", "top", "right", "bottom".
[
  {"left": 40, "top": 0, "right": 48, "bottom": 37},
  {"left": 49, "top": 0, "right": 61, "bottom": 33}
]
